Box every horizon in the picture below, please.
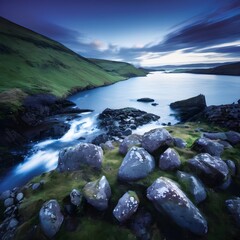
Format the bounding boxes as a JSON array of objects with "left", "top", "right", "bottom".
[{"left": 0, "top": 0, "right": 239, "bottom": 67}]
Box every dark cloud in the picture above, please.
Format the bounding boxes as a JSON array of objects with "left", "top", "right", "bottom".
[{"left": 197, "top": 45, "right": 240, "bottom": 57}]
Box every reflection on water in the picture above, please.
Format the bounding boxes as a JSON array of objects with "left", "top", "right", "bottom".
[{"left": 0, "top": 72, "right": 239, "bottom": 192}]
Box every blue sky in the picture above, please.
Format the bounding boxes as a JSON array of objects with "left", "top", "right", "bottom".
[{"left": 0, "top": 0, "right": 239, "bottom": 66}]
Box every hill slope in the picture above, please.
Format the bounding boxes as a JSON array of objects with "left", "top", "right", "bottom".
[
  {"left": 90, "top": 58, "right": 147, "bottom": 78},
  {"left": 0, "top": 17, "right": 145, "bottom": 99}
]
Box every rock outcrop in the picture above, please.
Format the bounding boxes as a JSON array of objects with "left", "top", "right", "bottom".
[
  {"left": 118, "top": 147, "right": 155, "bottom": 181},
  {"left": 58, "top": 143, "right": 103, "bottom": 171},
  {"left": 147, "top": 177, "right": 208, "bottom": 235}
]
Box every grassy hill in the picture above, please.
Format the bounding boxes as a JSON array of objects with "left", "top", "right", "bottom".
[
  {"left": 90, "top": 58, "right": 147, "bottom": 78},
  {"left": 0, "top": 17, "right": 146, "bottom": 107}
]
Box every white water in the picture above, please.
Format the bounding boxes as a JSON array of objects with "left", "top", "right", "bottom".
[{"left": 0, "top": 71, "right": 239, "bottom": 192}]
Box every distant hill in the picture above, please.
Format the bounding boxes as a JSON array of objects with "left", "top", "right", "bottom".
[
  {"left": 184, "top": 62, "right": 240, "bottom": 76},
  {"left": 0, "top": 17, "right": 146, "bottom": 110}
]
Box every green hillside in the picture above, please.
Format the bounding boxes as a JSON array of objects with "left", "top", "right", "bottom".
[
  {"left": 0, "top": 17, "right": 145, "bottom": 102},
  {"left": 90, "top": 58, "right": 147, "bottom": 78}
]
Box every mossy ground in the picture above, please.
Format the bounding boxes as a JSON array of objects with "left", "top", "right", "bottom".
[{"left": 14, "top": 123, "right": 240, "bottom": 240}]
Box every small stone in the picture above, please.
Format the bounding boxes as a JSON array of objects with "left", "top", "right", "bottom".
[
  {"left": 32, "top": 183, "right": 41, "bottom": 191},
  {"left": 16, "top": 192, "right": 24, "bottom": 202},
  {"left": 70, "top": 189, "right": 82, "bottom": 207},
  {"left": 4, "top": 198, "right": 14, "bottom": 208},
  {"left": 0, "top": 190, "right": 11, "bottom": 201},
  {"left": 7, "top": 218, "right": 19, "bottom": 230}
]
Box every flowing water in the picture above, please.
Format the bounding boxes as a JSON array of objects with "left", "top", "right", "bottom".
[{"left": 0, "top": 72, "right": 239, "bottom": 192}]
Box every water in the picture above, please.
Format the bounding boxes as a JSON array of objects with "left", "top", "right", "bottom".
[{"left": 0, "top": 72, "right": 239, "bottom": 192}]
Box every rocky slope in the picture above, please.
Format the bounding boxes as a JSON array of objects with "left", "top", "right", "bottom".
[{"left": 0, "top": 122, "right": 239, "bottom": 240}]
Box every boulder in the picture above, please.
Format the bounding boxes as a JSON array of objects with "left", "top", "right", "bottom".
[
  {"left": 192, "top": 137, "right": 224, "bottom": 157},
  {"left": 70, "top": 189, "right": 82, "bottom": 207},
  {"left": 142, "top": 128, "right": 173, "bottom": 153},
  {"left": 39, "top": 199, "right": 64, "bottom": 238},
  {"left": 226, "top": 160, "right": 236, "bottom": 176},
  {"left": 113, "top": 191, "right": 139, "bottom": 222},
  {"left": 225, "top": 131, "right": 240, "bottom": 145},
  {"left": 58, "top": 143, "right": 103, "bottom": 171},
  {"left": 147, "top": 177, "right": 208, "bottom": 235},
  {"left": 0, "top": 190, "right": 11, "bottom": 201},
  {"left": 159, "top": 148, "right": 181, "bottom": 170},
  {"left": 225, "top": 197, "right": 240, "bottom": 226},
  {"left": 173, "top": 137, "right": 187, "bottom": 149},
  {"left": 4, "top": 198, "right": 14, "bottom": 208},
  {"left": 92, "top": 134, "right": 109, "bottom": 145},
  {"left": 7, "top": 218, "right": 18, "bottom": 230},
  {"left": 203, "top": 132, "right": 227, "bottom": 141},
  {"left": 188, "top": 153, "right": 229, "bottom": 186},
  {"left": 83, "top": 176, "right": 111, "bottom": 211},
  {"left": 177, "top": 171, "right": 207, "bottom": 204},
  {"left": 100, "top": 140, "right": 115, "bottom": 151},
  {"left": 118, "top": 147, "right": 155, "bottom": 181},
  {"left": 137, "top": 98, "right": 155, "bottom": 103},
  {"left": 119, "top": 134, "right": 142, "bottom": 155},
  {"left": 170, "top": 94, "right": 206, "bottom": 121}
]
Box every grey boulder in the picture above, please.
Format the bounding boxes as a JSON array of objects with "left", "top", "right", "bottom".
[
  {"left": 39, "top": 199, "right": 64, "bottom": 238},
  {"left": 226, "top": 160, "right": 236, "bottom": 176},
  {"left": 225, "top": 197, "right": 240, "bottom": 226},
  {"left": 83, "top": 176, "right": 111, "bottom": 211},
  {"left": 159, "top": 148, "right": 181, "bottom": 170},
  {"left": 113, "top": 191, "right": 139, "bottom": 222},
  {"left": 225, "top": 131, "right": 240, "bottom": 145},
  {"left": 147, "top": 177, "right": 208, "bottom": 235},
  {"left": 70, "top": 189, "right": 82, "bottom": 206},
  {"left": 119, "top": 134, "right": 142, "bottom": 155},
  {"left": 177, "top": 171, "right": 207, "bottom": 204},
  {"left": 192, "top": 137, "right": 224, "bottom": 157},
  {"left": 118, "top": 147, "right": 155, "bottom": 181},
  {"left": 188, "top": 153, "right": 229, "bottom": 186},
  {"left": 58, "top": 143, "right": 103, "bottom": 171},
  {"left": 173, "top": 137, "right": 187, "bottom": 148},
  {"left": 142, "top": 128, "right": 173, "bottom": 153}
]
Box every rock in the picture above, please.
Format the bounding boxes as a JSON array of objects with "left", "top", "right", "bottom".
[
  {"left": 0, "top": 190, "right": 11, "bottom": 201},
  {"left": 192, "top": 137, "right": 224, "bottom": 157},
  {"left": 147, "top": 177, "right": 208, "bottom": 235},
  {"left": 118, "top": 147, "right": 155, "bottom": 181},
  {"left": 119, "top": 134, "right": 142, "bottom": 155},
  {"left": 225, "top": 197, "right": 240, "bottom": 226},
  {"left": 170, "top": 94, "right": 206, "bottom": 121},
  {"left": 203, "top": 132, "right": 227, "bottom": 141},
  {"left": 83, "top": 176, "right": 111, "bottom": 211},
  {"left": 142, "top": 128, "right": 173, "bottom": 153},
  {"left": 203, "top": 131, "right": 240, "bottom": 145},
  {"left": 7, "top": 218, "right": 18, "bottom": 230},
  {"left": 218, "top": 140, "right": 233, "bottom": 149},
  {"left": 188, "top": 153, "right": 229, "bottom": 186},
  {"left": 225, "top": 131, "right": 240, "bottom": 145},
  {"left": 58, "top": 143, "right": 103, "bottom": 171},
  {"left": 218, "top": 176, "right": 232, "bottom": 190},
  {"left": 70, "top": 189, "right": 82, "bottom": 207},
  {"left": 100, "top": 141, "right": 115, "bottom": 151},
  {"left": 137, "top": 98, "right": 155, "bottom": 102},
  {"left": 16, "top": 192, "right": 24, "bottom": 202},
  {"left": 39, "top": 199, "right": 64, "bottom": 238},
  {"left": 92, "top": 134, "right": 109, "bottom": 145},
  {"left": 32, "top": 183, "right": 41, "bottom": 191},
  {"left": 226, "top": 160, "right": 236, "bottom": 176},
  {"left": 4, "top": 205, "right": 18, "bottom": 217},
  {"left": 122, "top": 128, "right": 132, "bottom": 136},
  {"left": 173, "top": 137, "right": 187, "bottom": 148},
  {"left": 177, "top": 171, "right": 207, "bottom": 204},
  {"left": 159, "top": 148, "right": 181, "bottom": 171},
  {"left": 41, "top": 122, "right": 70, "bottom": 139},
  {"left": 130, "top": 209, "right": 152, "bottom": 240},
  {"left": 151, "top": 103, "right": 158, "bottom": 106},
  {"left": 4, "top": 198, "right": 14, "bottom": 208},
  {"left": 113, "top": 191, "right": 139, "bottom": 222}
]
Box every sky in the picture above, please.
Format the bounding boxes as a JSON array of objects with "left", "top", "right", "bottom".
[{"left": 0, "top": 0, "right": 240, "bottom": 66}]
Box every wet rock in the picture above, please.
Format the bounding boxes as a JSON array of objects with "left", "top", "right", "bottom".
[
  {"left": 142, "top": 128, "right": 173, "bottom": 153},
  {"left": 226, "top": 160, "right": 236, "bottom": 176},
  {"left": 173, "top": 137, "right": 187, "bottom": 148},
  {"left": 118, "top": 147, "right": 155, "bottom": 181},
  {"left": 4, "top": 198, "right": 14, "bottom": 208},
  {"left": 188, "top": 153, "right": 229, "bottom": 187},
  {"left": 39, "top": 199, "right": 64, "bottom": 238},
  {"left": 70, "top": 189, "right": 82, "bottom": 207},
  {"left": 170, "top": 94, "right": 206, "bottom": 121},
  {"left": 192, "top": 137, "right": 224, "bottom": 157},
  {"left": 151, "top": 103, "right": 158, "bottom": 106},
  {"left": 159, "top": 148, "right": 181, "bottom": 171},
  {"left": 16, "top": 192, "right": 24, "bottom": 202},
  {"left": 83, "top": 176, "right": 111, "bottom": 211},
  {"left": 119, "top": 134, "right": 142, "bottom": 155},
  {"left": 58, "top": 143, "right": 103, "bottom": 171},
  {"left": 113, "top": 191, "right": 139, "bottom": 222},
  {"left": 122, "top": 128, "right": 132, "bottom": 136},
  {"left": 147, "top": 177, "right": 208, "bottom": 235},
  {"left": 225, "top": 197, "right": 240, "bottom": 226},
  {"left": 92, "top": 134, "right": 109, "bottom": 145},
  {"left": 130, "top": 209, "right": 152, "bottom": 240},
  {"left": 177, "top": 171, "right": 207, "bottom": 204},
  {"left": 137, "top": 98, "right": 155, "bottom": 103}
]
